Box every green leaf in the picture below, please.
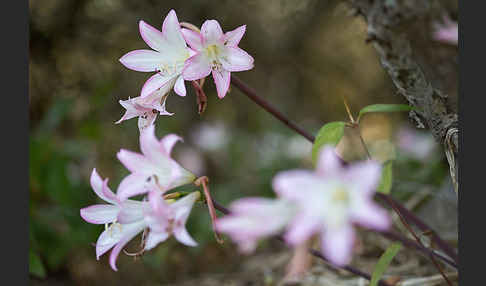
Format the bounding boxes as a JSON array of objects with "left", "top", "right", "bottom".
[
  {"left": 370, "top": 242, "right": 402, "bottom": 286},
  {"left": 311, "top": 122, "right": 346, "bottom": 165},
  {"left": 377, "top": 161, "right": 393, "bottom": 194},
  {"left": 29, "top": 249, "right": 46, "bottom": 278},
  {"left": 357, "top": 104, "right": 414, "bottom": 122}
]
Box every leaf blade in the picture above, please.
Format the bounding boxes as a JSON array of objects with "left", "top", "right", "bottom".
[
  {"left": 357, "top": 104, "right": 414, "bottom": 122},
  {"left": 311, "top": 121, "right": 346, "bottom": 165},
  {"left": 370, "top": 242, "right": 402, "bottom": 286}
]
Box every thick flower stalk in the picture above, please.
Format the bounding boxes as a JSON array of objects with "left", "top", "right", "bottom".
[
  {"left": 181, "top": 20, "right": 254, "bottom": 99},
  {"left": 116, "top": 124, "right": 196, "bottom": 200},
  {"left": 217, "top": 146, "right": 390, "bottom": 266},
  {"left": 119, "top": 10, "right": 192, "bottom": 98}
]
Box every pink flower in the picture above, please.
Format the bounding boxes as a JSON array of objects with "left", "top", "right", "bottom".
[
  {"left": 273, "top": 146, "right": 390, "bottom": 266},
  {"left": 216, "top": 198, "right": 297, "bottom": 253},
  {"left": 119, "top": 10, "right": 192, "bottom": 98},
  {"left": 116, "top": 124, "right": 196, "bottom": 201},
  {"left": 181, "top": 20, "right": 254, "bottom": 99},
  {"left": 433, "top": 17, "right": 458, "bottom": 45},
  {"left": 116, "top": 85, "right": 174, "bottom": 132},
  {"left": 106, "top": 191, "right": 200, "bottom": 271},
  {"left": 80, "top": 169, "right": 148, "bottom": 226}
]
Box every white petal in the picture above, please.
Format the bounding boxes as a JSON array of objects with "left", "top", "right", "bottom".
[
  {"left": 181, "top": 28, "right": 203, "bottom": 51},
  {"left": 182, "top": 53, "right": 211, "bottom": 81},
  {"left": 316, "top": 146, "right": 342, "bottom": 177},
  {"left": 173, "top": 75, "right": 186, "bottom": 97},
  {"left": 80, "top": 204, "right": 120, "bottom": 224},
  {"left": 173, "top": 227, "right": 197, "bottom": 246},
  {"left": 223, "top": 25, "right": 246, "bottom": 47},
  {"left": 212, "top": 69, "right": 230, "bottom": 99},
  {"left": 116, "top": 172, "right": 151, "bottom": 201},
  {"left": 139, "top": 20, "right": 167, "bottom": 52},
  {"left": 200, "top": 20, "right": 224, "bottom": 44},
  {"left": 321, "top": 225, "right": 355, "bottom": 266},
  {"left": 220, "top": 47, "right": 254, "bottom": 72},
  {"left": 90, "top": 169, "right": 118, "bottom": 204},
  {"left": 162, "top": 10, "right": 187, "bottom": 50},
  {"left": 119, "top": 50, "right": 166, "bottom": 72},
  {"left": 117, "top": 200, "right": 147, "bottom": 224},
  {"left": 109, "top": 221, "right": 146, "bottom": 271},
  {"left": 141, "top": 73, "right": 176, "bottom": 98},
  {"left": 272, "top": 170, "right": 323, "bottom": 202},
  {"left": 144, "top": 231, "right": 170, "bottom": 250}
]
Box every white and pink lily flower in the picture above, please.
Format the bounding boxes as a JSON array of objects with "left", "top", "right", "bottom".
[
  {"left": 116, "top": 124, "right": 196, "bottom": 201},
  {"left": 80, "top": 169, "right": 148, "bottom": 226},
  {"left": 106, "top": 191, "right": 200, "bottom": 271},
  {"left": 119, "top": 10, "right": 192, "bottom": 98},
  {"left": 273, "top": 146, "right": 390, "bottom": 266},
  {"left": 181, "top": 20, "right": 254, "bottom": 99},
  {"left": 216, "top": 197, "right": 297, "bottom": 253},
  {"left": 116, "top": 84, "right": 174, "bottom": 132}
]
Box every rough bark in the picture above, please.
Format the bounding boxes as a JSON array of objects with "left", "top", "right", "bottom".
[{"left": 347, "top": 0, "right": 458, "bottom": 195}]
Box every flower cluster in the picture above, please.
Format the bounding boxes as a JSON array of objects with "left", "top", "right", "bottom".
[
  {"left": 81, "top": 8, "right": 392, "bottom": 272},
  {"left": 117, "top": 10, "right": 254, "bottom": 131},
  {"left": 80, "top": 125, "right": 198, "bottom": 271},
  {"left": 216, "top": 146, "right": 391, "bottom": 266}
]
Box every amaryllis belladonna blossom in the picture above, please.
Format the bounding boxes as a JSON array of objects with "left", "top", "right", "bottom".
[
  {"left": 116, "top": 124, "right": 196, "bottom": 200},
  {"left": 217, "top": 146, "right": 390, "bottom": 266},
  {"left": 116, "top": 84, "right": 173, "bottom": 132},
  {"left": 119, "top": 10, "right": 192, "bottom": 98},
  {"left": 273, "top": 146, "right": 390, "bottom": 266},
  {"left": 433, "top": 17, "right": 458, "bottom": 45},
  {"left": 181, "top": 20, "right": 254, "bottom": 99}
]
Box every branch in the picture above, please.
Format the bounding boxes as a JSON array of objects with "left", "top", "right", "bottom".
[{"left": 347, "top": 0, "right": 458, "bottom": 195}]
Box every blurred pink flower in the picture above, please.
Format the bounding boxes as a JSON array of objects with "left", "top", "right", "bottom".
[
  {"left": 181, "top": 20, "right": 254, "bottom": 98},
  {"left": 216, "top": 198, "right": 297, "bottom": 253},
  {"left": 433, "top": 17, "right": 458, "bottom": 45},
  {"left": 396, "top": 127, "right": 436, "bottom": 159},
  {"left": 273, "top": 146, "right": 390, "bottom": 266},
  {"left": 119, "top": 10, "right": 192, "bottom": 98},
  {"left": 116, "top": 85, "right": 174, "bottom": 132},
  {"left": 116, "top": 124, "right": 196, "bottom": 200}
]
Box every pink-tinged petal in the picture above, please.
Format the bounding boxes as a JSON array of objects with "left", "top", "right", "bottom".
[
  {"left": 80, "top": 204, "right": 120, "bottom": 224},
  {"left": 101, "top": 179, "right": 120, "bottom": 205},
  {"left": 173, "top": 227, "right": 198, "bottom": 246},
  {"left": 272, "top": 170, "right": 322, "bottom": 201},
  {"left": 284, "top": 214, "right": 321, "bottom": 245},
  {"left": 160, "top": 133, "right": 182, "bottom": 155},
  {"left": 139, "top": 20, "right": 167, "bottom": 52},
  {"left": 229, "top": 197, "right": 276, "bottom": 214},
  {"left": 90, "top": 169, "right": 118, "bottom": 204},
  {"left": 221, "top": 47, "right": 254, "bottom": 72},
  {"left": 172, "top": 191, "right": 199, "bottom": 224},
  {"left": 162, "top": 10, "right": 186, "bottom": 48},
  {"left": 144, "top": 231, "right": 170, "bottom": 250},
  {"left": 345, "top": 160, "right": 382, "bottom": 194},
  {"left": 116, "top": 98, "right": 147, "bottom": 124},
  {"left": 117, "top": 149, "right": 153, "bottom": 173},
  {"left": 116, "top": 172, "right": 151, "bottom": 201},
  {"left": 119, "top": 50, "right": 165, "bottom": 72},
  {"left": 223, "top": 25, "right": 246, "bottom": 47},
  {"left": 200, "top": 20, "right": 223, "bottom": 44},
  {"left": 212, "top": 69, "right": 231, "bottom": 99},
  {"left": 321, "top": 225, "right": 355, "bottom": 266},
  {"left": 139, "top": 124, "right": 167, "bottom": 158},
  {"left": 96, "top": 227, "right": 122, "bottom": 260},
  {"left": 117, "top": 200, "right": 146, "bottom": 224},
  {"left": 182, "top": 53, "right": 211, "bottom": 81},
  {"left": 148, "top": 190, "right": 171, "bottom": 217},
  {"left": 141, "top": 73, "right": 175, "bottom": 98},
  {"left": 316, "top": 146, "right": 342, "bottom": 177},
  {"left": 351, "top": 199, "right": 390, "bottom": 231},
  {"left": 173, "top": 75, "right": 186, "bottom": 97},
  {"left": 181, "top": 28, "right": 203, "bottom": 51},
  {"left": 109, "top": 221, "right": 146, "bottom": 271}
]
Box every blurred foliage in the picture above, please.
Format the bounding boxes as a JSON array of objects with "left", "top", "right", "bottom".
[{"left": 29, "top": 0, "right": 456, "bottom": 284}]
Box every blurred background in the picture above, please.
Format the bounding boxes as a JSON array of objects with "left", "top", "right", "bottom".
[{"left": 29, "top": 0, "right": 458, "bottom": 285}]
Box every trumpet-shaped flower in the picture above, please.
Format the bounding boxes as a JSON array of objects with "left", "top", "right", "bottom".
[
  {"left": 116, "top": 84, "right": 174, "bottom": 132},
  {"left": 80, "top": 169, "right": 148, "bottom": 226},
  {"left": 181, "top": 20, "right": 254, "bottom": 99},
  {"left": 273, "top": 146, "right": 390, "bottom": 266},
  {"left": 119, "top": 10, "right": 192, "bottom": 98},
  {"left": 88, "top": 190, "right": 200, "bottom": 271},
  {"left": 116, "top": 124, "right": 196, "bottom": 200},
  {"left": 216, "top": 198, "right": 297, "bottom": 253}
]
